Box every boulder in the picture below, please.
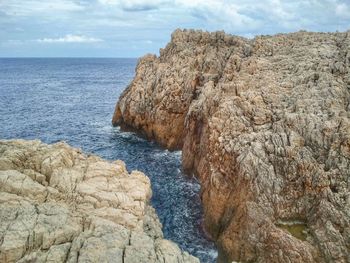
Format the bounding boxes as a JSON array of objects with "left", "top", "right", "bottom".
[{"left": 0, "top": 139, "right": 199, "bottom": 263}]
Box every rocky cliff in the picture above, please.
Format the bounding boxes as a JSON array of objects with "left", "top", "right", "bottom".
[
  {"left": 0, "top": 139, "right": 199, "bottom": 263},
  {"left": 113, "top": 29, "right": 350, "bottom": 262}
]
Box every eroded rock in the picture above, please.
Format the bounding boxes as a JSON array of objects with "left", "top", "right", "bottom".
[
  {"left": 113, "top": 29, "right": 350, "bottom": 262},
  {"left": 0, "top": 139, "right": 199, "bottom": 263}
]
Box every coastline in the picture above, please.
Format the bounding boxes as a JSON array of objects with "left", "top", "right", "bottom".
[{"left": 113, "top": 29, "right": 350, "bottom": 262}]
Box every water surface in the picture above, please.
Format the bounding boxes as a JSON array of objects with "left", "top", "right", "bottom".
[{"left": 0, "top": 58, "right": 217, "bottom": 262}]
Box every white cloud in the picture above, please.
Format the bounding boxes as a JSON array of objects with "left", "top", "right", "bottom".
[
  {"left": 98, "top": 0, "right": 118, "bottom": 5},
  {"left": 173, "top": 0, "right": 260, "bottom": 31},
  {"left": 37, "top": 34, "right": 103, "bottom": 43},
  {"left": 1, "top": 0, "right": 350, "bottom": 57},
  {"left": 0, "top": 0, "right": 85, "bottom": 16},
  {"left": 335, "top": 3, "right": 350, "bottom": 18}
]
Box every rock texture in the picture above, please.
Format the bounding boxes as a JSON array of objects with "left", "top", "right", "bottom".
[
  {"left": 113, "top": 29, "right": 350, "bottom": 262},
  {"left": 0, "top": 139, "right": 199, "bottom": 263}
]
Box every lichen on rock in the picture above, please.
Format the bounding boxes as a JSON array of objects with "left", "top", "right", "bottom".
[
  {"left": 113, "top": 29, "right": 350, "bottom": 262},
  {"left": 0, "top": 139, "right": 199, "bottom": 263}
]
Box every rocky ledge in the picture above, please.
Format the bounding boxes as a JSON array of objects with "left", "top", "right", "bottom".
[
  {"left": 113, "top": 29, "right": 350, "bottom": 262},
  {"left": 0, "top": 139, "right": 199, "bottom": 263}
]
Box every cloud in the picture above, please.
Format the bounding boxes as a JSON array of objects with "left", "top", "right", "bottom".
[
  {"left": 37, "top": 34, "right": 103, "bottom": 43},
  {"left": 1, "top": 0, "right": 350, "bottom": 57},
  {"left": 98, "top": 0, "right": 165, "bottom": 11},
  {"left": 336, "top": 3, "right": 350, "bottom": 19},
  {"left": 177, "top": 0, "right": 260, "bottom": 30},
  {"left": 0, "top": 0, "right": 85, "bottom": 16}
]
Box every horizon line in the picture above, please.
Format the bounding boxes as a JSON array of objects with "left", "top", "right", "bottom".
[{"left": 0, "top": 56, "right": 140, "bottom": 59}]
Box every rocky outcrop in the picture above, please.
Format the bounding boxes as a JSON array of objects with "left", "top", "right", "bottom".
[
  {"left": 0, "top": 139, "right": 199, "bottom": 263},
  {"left": 113, "top": 29, "right": 350, "bottom": 262}
]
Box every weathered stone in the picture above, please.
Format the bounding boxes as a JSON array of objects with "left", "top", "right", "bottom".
[
  {"left": 113, "top": 29, "right": 350, "bottom": 262},
  {"left": 0, "top": 139, "right": 199, "bottom": 263}
]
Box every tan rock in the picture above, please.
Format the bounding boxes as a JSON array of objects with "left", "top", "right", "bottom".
[
  {"left": 0, "top": 139, "right": 199, "bottom": 263},
  {"left": 113, "top": 29, "right": 350, "bottom": 262}
]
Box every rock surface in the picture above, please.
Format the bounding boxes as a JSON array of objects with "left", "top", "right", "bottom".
[
  {"left": 0, "top": 139, "right": 199, "bottom": 263},
  {"left": 113, "top": 29, "right": 350, "bottom": 262}
]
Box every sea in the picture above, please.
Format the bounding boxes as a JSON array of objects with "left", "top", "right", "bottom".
[{"left": 0, "top": 58, "right": 217, "bottom": 263}]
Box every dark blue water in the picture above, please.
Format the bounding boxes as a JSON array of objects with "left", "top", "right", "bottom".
[{"left": 0, "top": 58, "right": 217, "bottom": 262}]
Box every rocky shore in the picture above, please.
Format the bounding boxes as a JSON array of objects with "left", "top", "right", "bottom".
[
  {"left": 113, "top": 29, "right": 350, "bottom": 262},
  {"left": 0, "top": 139, "right": 199, "bottom": 263}
]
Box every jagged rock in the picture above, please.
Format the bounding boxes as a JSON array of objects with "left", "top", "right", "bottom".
[
  {"left": 0, "top": 139, "right": 199, "bottom": 263},
  {"left": 113, "top": 29, "right": 350, "bottom": 262}
]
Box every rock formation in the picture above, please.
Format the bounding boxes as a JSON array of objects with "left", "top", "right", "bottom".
[
  {"left": 0, "top": 139, "right": 199, "bottom": 263},
  {"left": 113, "top": 29, "right": 350, "bottom": 262}
]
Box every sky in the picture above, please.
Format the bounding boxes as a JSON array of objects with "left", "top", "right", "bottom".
[{"left": 0, "top": 0, "right": 349, "bottom": 57}]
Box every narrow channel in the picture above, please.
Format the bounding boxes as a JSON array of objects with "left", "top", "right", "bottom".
[{"left": 0, "top": 58, "right": 217, "bottom": 263}]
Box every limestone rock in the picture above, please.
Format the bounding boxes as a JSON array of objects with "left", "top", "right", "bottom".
[
  {"left": 0, "top": 139, "right": 199, "bottom": 263},
  {"left": 113, "top": 29, "right": 350, "bottom": 262}
]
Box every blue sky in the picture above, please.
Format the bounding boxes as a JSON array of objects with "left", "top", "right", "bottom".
[{"left": 0, "top": 0, "right": 349, "bottom": 57}]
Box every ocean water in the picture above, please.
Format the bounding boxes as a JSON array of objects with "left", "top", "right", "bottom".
[{"left": 0, "top": 58, "right": 217, "bottom": 262}]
